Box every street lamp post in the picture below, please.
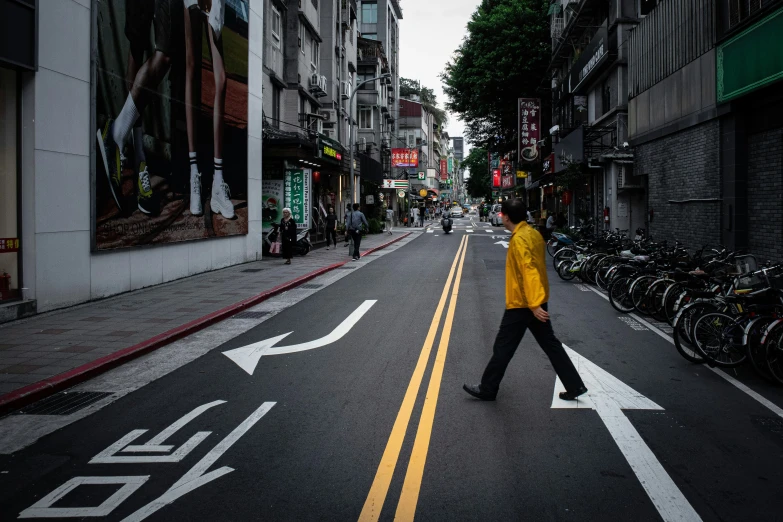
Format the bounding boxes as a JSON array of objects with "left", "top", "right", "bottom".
[{"left": 349, "top": 73, "right": 391, "bottom": 207}]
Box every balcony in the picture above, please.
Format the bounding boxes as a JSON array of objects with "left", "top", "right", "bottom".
[
  {"left": 264, "top": 39, "right": 284, "bottom": 80},
  {"left": 551, "top": 16, "right": 564, "bottom": 38}
]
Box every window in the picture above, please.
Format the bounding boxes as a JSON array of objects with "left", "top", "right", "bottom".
[
  {"left": 311, "top": 40, "right": 319, "bottom": 73},
  {"left": 359, "top": 107, "right": 373, "bottom": 129},
  {"left": 358, "top": 71, "right": 375, "bottom": 90},
  {"left": 271, "top": 6, "right": 281, "bottom": 46},
  {"left": 601, "top": 79, "right": 611, "bottom": 115},
  {"left": 272, "top": 86, "right": 281, "bottom": 128},
  {"left": 299, "top": 23, "right": 306, "bottom": 54},
  {"left": 362, "top": 33, "right": 377, "bottom": 40},
  {"left": 361, "top": 2, "right": 377, "bottom": 24}
]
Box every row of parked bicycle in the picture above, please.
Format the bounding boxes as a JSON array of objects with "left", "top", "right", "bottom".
[{"left": 547, "top": 228, "right": 783, "bottom": 385}]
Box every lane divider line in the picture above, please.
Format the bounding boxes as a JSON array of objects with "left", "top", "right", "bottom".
[
  {"left": 583, "top": 284, "right": 783, "bottom": 419},
  {"left": 394, "top": 236, "right": 469, "bottom": 521},
  {"left": 358, "top": 236, "right": 468, "bottom": 522}
]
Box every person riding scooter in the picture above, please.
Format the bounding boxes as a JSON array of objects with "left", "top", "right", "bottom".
[{"left": 441, "top": 215, "right": 453, "bottom": 234}]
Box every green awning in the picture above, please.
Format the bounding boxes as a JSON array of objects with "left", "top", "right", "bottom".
[{"left": 547, "top": 3, "right": 562, "bottom": 16}]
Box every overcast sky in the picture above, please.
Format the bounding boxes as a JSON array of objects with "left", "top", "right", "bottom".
[{"left": 399, "top": 0, "right": 479, "bottom": 160}]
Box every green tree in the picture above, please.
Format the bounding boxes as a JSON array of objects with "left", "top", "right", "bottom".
[
  {"left": 462, "top": 146, "right": 491, "bottom": 200},
  {"left": 441, "top": 0, "right": 549, "bottom": 151}
]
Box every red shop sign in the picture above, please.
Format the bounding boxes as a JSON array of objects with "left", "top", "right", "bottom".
[{"left": 0, "top": 238, "right": 19, "bottom": 253}]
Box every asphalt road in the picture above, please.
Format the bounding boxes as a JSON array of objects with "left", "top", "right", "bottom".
[{"left": 2, "top": 216, "right": 783, "bottom": 521}]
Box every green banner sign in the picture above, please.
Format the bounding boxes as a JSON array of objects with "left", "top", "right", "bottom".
[{"left": 285, "top": 169, "right": 311, "bottom": 229}]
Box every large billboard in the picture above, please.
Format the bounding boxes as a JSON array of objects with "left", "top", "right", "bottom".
[
  {"left": 391, "top": 149, "right": 419, "bottom": 168},
  {"left": 95, "top": 0, "right": 250, "bottom": 250}
]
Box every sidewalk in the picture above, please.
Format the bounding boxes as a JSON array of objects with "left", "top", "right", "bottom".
[{"left": 0, "top": 231, "right": 414, "bottom": 414}]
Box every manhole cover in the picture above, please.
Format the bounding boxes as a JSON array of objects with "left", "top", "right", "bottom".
[
  {"left": 14, "top": 391, "right": 113, "bottom": 416},
  {"left": 241, "top": 268, "right": 263, "bottom": 273},
  {"left": 300, "top": 284, "right": 323, "bottom": 289},
  {"left": 233, "top": 311, "right": 269, "bottom": 319}
]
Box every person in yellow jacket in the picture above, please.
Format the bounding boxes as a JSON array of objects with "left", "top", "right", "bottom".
[{"left": 463, "top": 198, "right": 587, "bottom": 401}]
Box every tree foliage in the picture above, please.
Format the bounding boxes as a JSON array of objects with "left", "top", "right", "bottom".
[
  {"left": 441, "top": 0, "right": 550, "bottom": 151},
  {"left": 462, "top": 146, "right": 491, "bottom": 200},
  {"left": 399, "top": 77, "right": 448, "bottom": 126}
]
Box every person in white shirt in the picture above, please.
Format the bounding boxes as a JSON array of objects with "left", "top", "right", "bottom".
[
  {"left": 546, "top": 213, "right": 556, "bottom": 239},
  {"left": 385, "top": 208, "right": 394, "bottom": 235}
]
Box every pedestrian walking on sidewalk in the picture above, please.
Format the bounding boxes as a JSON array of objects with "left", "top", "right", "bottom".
[
  {"left": 325, "top": 206, "right": 338, "bottom": 250},
  {"left": 344, "top": 203, "right": 353, "bottom": 248},
  {"left": 386, "top": 207, "right": 395, "bottom": 235},
  {"left": 463, "top": 199, "right": 587, "bottom": 402},
  {"left": 347, "top": 203, "right": 369, "bottom": 260},
  {"left": 418, "top": 205, "right": 425, "bottom": 227},
  {"left": 280, "top": 208, "right": 297, "bottom": 265}
]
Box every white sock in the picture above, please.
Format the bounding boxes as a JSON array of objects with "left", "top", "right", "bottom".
[
  {"left": 133, "top": 126, "right": 146, "bottom": 168},
  {"left": 189, "top": 152, "right": 199, "bottom": 179},
  {"left": 112, "top": 94, "right": 139, "bottom": 148},
  {"left": 213, "top": 158, "right": 224, "bottom": 187}
]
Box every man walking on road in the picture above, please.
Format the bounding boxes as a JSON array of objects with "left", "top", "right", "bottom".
[
  {"left": 347, "top": 203, "right": 369, "bottom": 260},
  {"left": 463, "top": 199, "right": 587, "bottom": 401}
]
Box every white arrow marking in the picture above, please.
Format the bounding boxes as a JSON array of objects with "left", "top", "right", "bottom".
[
  {"left": 222, "top": 300, "right": 377, "bottom": 375},
  {"left": 553, "top": 345, "right": 701, "bottom": 522},
  {"left": 494, "top": 240, "right": 509, "bottom": 249}
]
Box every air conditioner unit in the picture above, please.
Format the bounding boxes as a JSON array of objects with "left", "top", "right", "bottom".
[
  {"left": 617, "top": 166, "right": 643, "bottom": 189},
  {"left": 320, "top": 109, "right": 337, "bottom": 122},
  {"left": 309, "top": 74, "right": 320, "bottom": 88},
  {"left": 323, "top": 129, "right": 336, "bottom": 140},
  {"left": 341, "top": 81, "right": 350, "bottom": 99}
]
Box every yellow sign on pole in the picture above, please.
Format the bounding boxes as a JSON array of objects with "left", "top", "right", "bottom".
[
  {"left": 419, "top": 189, "right": 427, "bottom": 197},
  {"left": 516, "top": 171, "right": 528, "bottom": 178}
]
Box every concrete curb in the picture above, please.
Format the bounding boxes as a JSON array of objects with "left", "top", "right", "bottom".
[{"left": 0, "top": 233, "right": 411, "bottom": 416}]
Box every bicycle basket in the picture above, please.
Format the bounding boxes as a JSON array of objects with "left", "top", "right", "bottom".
[{"left": 735, "top": 255, "right": 760, "bottom": 287}]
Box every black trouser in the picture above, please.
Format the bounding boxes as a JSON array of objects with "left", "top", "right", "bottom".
[
  {"left": 350, "top": 229, "right": 362, "bottom": 258},
  {"left": 326, "top": 228, "right": 337, "bottom": 247},
  {"left": 481, "top": 304, "right": 585, "bottom": 395}
]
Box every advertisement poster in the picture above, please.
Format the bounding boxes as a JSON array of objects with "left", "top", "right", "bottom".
[
  {"left": 518, "top": 98, "right": 541, "bottom": 163},
  {"left": 95, "top": 0, "right": 250, "bottom": 250},
  {"left": 391, "top": 149, "right": 419, "bottom": 168},
  {"left": 262, "top": 180, "right": 284, "bottom": 231},
  {"left": 285, "top": 169, "right": 311, "bottom": 230}
]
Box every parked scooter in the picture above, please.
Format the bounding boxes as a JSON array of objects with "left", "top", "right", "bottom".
[
  {"left": 441, "top": 216, "right": 453, "bottom": 234},
  {"left": 262, "top": 224, "right": 312, "bottom": 256}
]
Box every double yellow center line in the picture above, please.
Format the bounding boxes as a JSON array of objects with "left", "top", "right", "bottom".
[{"left": 359, "top": 235, "right": 469, "bottom": 522}]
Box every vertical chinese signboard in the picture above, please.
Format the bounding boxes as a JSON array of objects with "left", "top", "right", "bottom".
[
  {"left": 391, "top": 149, "right": 419, "bottom": 168},
  {"left": 285, "top": 169, "right": 311, "bottom": 230},
  {"left": 518, "top": 98, "right": 541, "bottom": 163},
  {"left": 440, "top": 159, "right": 448, "bottom": 180}
]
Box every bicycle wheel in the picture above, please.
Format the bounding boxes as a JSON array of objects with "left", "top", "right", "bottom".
[
  {"left": 764, "top": 324, "right": 783, "bottom": 385},
  {"left": 663, "top": 283, "right": 686, "bottom": 325},
  {"left": 747, "top": 318, "right": 776, "bottom": 382},
  {"left": 557, "top": 259, "right": 577, "bottom": 281},
  {"left": 647, "top": 279, "right": 672, "bottom": 322},
  {"left": 692, "top": 312, "right": 747, "bottom": 368},
  {"left": 595, "top": 258, "right": 618, "bottom": 291},
  {"left": 547, "top": 239, "right": 558, "bottom": 257},
  {"left": 630, "top": 275, "right": 657, "bottom": 316},
  {"left": 552, "top": 248, "right": 577, "bottom": 271},
  {"left": 609, "top": 276, "right": 635, "bottom": 313},
  {"left": 672, "top": 302, "right": 714, "bottom": 363}
]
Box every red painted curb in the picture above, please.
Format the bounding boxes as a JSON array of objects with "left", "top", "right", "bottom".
[{"left": 0, "top": 232, "right": 411, "bottom": 416}]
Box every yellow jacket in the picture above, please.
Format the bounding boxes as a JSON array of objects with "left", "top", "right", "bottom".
[{"left": 506, "top": 223, "right": 549, "bottom": 309}]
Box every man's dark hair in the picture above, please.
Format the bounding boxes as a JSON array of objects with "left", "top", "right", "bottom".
[
  {"left": 353, "top": 203, "right": 360, "bottom": 211},
  {"left": 501, "top": 198, "right": 527, "bottom": 224}
]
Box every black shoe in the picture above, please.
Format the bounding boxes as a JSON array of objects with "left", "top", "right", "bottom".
[
  {"left": 462, "top": 383, "right": 496, "bottom": 401},
  {"left": 559, "top": 386, "right": 588, "bottom": 401}
]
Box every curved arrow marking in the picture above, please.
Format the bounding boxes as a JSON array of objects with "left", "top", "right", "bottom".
[{"left": 222, "top": 300, "right": 377, "bottom": 375}]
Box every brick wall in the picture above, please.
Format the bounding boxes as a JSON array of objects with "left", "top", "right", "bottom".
[
  {"left": 748, "top": 127, "right": 783, "bottom": 263},
  {"left": 636, "top": 120, "right": 721, "bottom": 249}
]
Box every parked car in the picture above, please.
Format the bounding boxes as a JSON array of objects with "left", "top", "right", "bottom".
[
  {"left": 450, "top": 207, "right": 464, "bottom": 218},
  {"left": 489, "top": 204, "right": 503, "bottom": 226}
]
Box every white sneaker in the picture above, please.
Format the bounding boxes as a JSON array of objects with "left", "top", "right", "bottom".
[
  {"left": 210, "top": 180, "right": 235, "bottom": 219},
  {"left": 190, "top": 172, "right": 203, "bottom": 216}
]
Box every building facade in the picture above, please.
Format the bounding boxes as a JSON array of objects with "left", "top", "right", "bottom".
[
  {"left": 628, "top": 0, "right": 783, "bottom": 254},
  {"left": 0, "top": 0, "right": 263, "bottom": 322}
]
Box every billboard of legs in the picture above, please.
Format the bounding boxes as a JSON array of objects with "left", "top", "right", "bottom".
[{"left": 95, "top": 0, "right": 249, "bottom": 249}]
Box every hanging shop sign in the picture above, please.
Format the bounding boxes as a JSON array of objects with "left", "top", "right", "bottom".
[
  {"left": 382, "top": 179, "right": 409, "bottom": 189},
  {"left": 0, "top": 238, "right": 20, "bottom": 253},
  {"left": 570, "top": 23, "right": 609, "bottom": 93},
  {"left": 447, "top": 157, "right": 453, "bottom": 174},
  {"left": 518, "top": 98, "right": 542, "bottom": 163},
  {"left": 517, "top": 171, "right": 528, "bottom": 179},
  {"left": 391, "top": 149, "right": 419, "bottom": 168},
  {"left": 397, "top": 190, "right": 406, "bottom": 198},
  {"left": 501, "top": 176, "right": 515, "bottom": 189},
  {"left": 321, "top": 144, "right": 342, "bottom": 161},
  {"left": 285, "top": 169, "right": 311, "bottom": 230},
  {"left": 418, "top": 172, "right": 426, "bottom": 180},
  {"left": 492, "top": 168, "right": 501, "bottom": 188},
  {"left": 440, "top": 159, "right": 448, "bottom": 180},
  {"left": 419, "top": 189, "right": 428, "bottom": 197},
  {"left": 543, "top": 153, "right": 555, "bottom": 174}
]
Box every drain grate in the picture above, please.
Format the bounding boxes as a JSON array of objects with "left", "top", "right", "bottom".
[
  {"left": 299, "top": 283, "right": 323, "bottom": 289},
  {"left": 14, "top": 391, "right": 113, "bottom": 416},
  {"left": 241, "top": 268, "right": 263, "bottom": 273},
  {"left": 233, "top": 311, "right": 269, "bottom": 319},
  {"left": 338, "top": 266, "right": 357, "bottom": 269}
]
